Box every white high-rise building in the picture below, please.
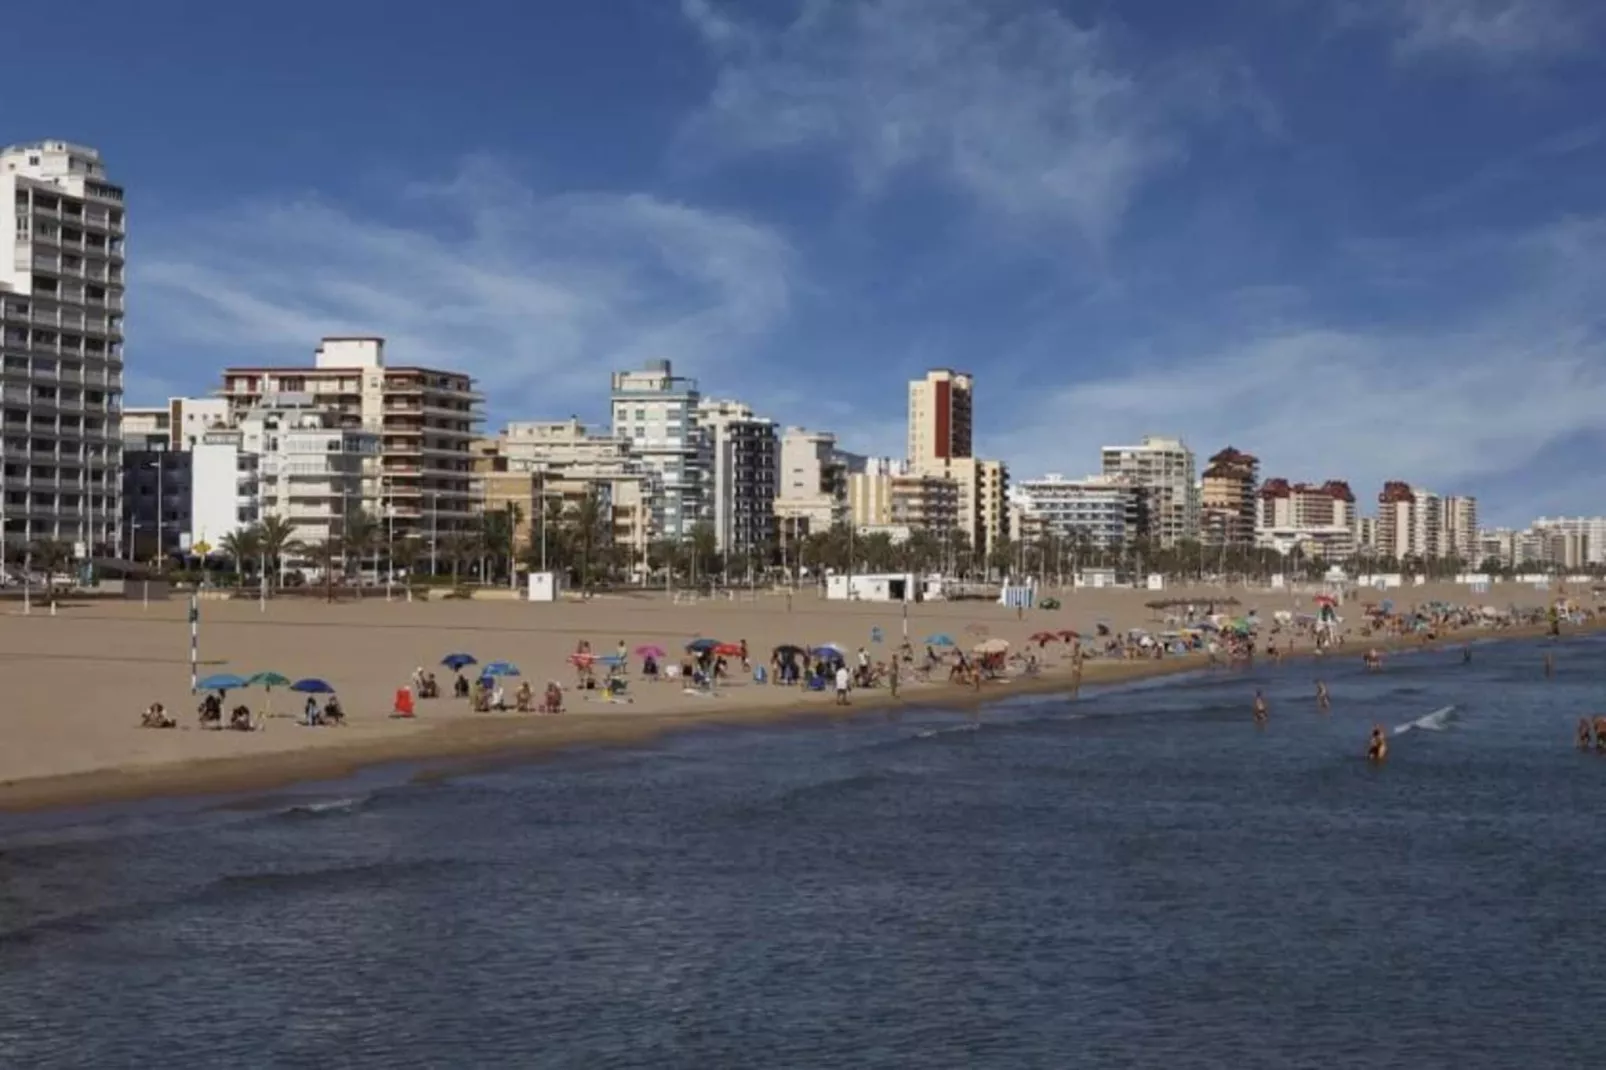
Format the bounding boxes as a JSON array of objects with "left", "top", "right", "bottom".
[
  {"left": 1532, "top": 516, "right": 1606, "bottom": 565},
  {"left": 189, "top": 397, "right": 377, "bottom": 551},
  {"left": 696, "top": 398, "right": 778, "bottom": 564},
  {"left": 0, "top": 141, "right": 126, "bottom": 556},
  {"left": 610, "top": 359, "right": 709, "bottom": 540},
  {"left": 1100, "top": 436, "right": 1199, "bottom": 548}
]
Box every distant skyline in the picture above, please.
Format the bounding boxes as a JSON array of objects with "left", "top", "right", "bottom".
[{"left": 11, "top": 0, "right": 1606, "bottom": 525}]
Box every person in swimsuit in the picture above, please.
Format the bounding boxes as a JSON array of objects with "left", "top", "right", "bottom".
[
  {"left": 1253, "top": 690, "right": 1268, "bottom": 726},
  {"left": 1578, "top": 718, "right": 1594, "bottom": 751},
  {"left": 1315, "top": 681, "right": 1330, "bottom": 712},
  {"left": 1367, "top": 725, "right": 1388, "bottom": 763}
]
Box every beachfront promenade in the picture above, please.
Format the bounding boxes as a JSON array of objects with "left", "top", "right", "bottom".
[{"left": 0, "top": 581, "right": 1571, "bottom": 808}]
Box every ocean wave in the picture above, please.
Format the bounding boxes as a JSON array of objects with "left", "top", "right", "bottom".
[{"left": 1393, "top": 706, "right": 1457, "bottom": 736}]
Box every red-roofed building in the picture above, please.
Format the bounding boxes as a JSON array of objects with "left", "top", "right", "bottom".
[{"left": 1255, "top": 478, "right": 1358, "bottom": 559}]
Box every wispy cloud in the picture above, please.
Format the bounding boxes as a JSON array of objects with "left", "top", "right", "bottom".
[
  {"left": 131, "top": 157, "right": 793, "bottom": 416},
  {"left": 678, "top": 0, "right": 1266, "bottom": 246},
  {"left": 990, "top": 217, "right": 1606, "bottom": 524},
  {"left": 1341, "top": 0, "right": 1597, "bottom": 63}
]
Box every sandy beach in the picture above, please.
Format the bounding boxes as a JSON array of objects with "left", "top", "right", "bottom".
[{"left": 0, "top": 580, "right": 1583, "bottom": 811}]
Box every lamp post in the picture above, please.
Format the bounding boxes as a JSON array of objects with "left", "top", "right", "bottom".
[
  {"left": 385, "top": 479, "right": 395, "bottom": 602},
  {"left": 429, "top": 489, "right": 438, "bottom": 577}
]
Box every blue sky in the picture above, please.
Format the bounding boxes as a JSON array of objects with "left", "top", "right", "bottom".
[{"left": 8, "top": 0, "right": 1605, "bottom": 524}]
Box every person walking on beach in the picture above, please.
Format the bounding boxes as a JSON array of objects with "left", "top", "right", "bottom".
[
  {"left": 834, "top": 664, "right": 851, "bottom": 705},
  {"left": 1316, "top": 681, "right": 1330, "bottom": 712},
  {"left": 889, "top": 658, "right": 900, "bottom": 699},
  {"left": 1253, "top": 690, "right": 1268, "bottom": 727}
]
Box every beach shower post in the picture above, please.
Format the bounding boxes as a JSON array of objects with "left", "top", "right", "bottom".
[{"left": 189, "top": 593, "right": 199, "bottom": 693}]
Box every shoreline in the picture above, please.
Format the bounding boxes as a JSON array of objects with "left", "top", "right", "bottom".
[{"left": 0, "top": 618, "right": 1580, "bottom": 817}]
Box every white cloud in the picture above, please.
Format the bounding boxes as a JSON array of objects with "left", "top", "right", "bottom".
[
  {"left": 989, "top": 217, "right": 1606, "bottom": 524},
  {"left": 1343, "top": 0, "right": 1596, "bottom": 63},
  {"left": 131, "top": 158, "right": 793, "bottom": 417},
  {"left": 679, "top": 0, "right": 1264, "bottom": 245}
]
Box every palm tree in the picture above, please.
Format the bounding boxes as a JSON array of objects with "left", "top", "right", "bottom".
[
  {"left": 29, "top": 538, "right": 74, "bottom": 599},
  {"left": 256, "top": 516, "right": 299, "bottom": 592},
  {"left": 219, "top": 527, "right": 262, "bottom": 586},
  {"left": 439, "top": 532, "right": 481, "bottom": 585},
  {"left": 391, "top": 535, "right": 421, "bottom": 590},
  {"left": 341, "top": 510, "right": 381, "bottom": 586},
  {"left": 567, "top": 492, "right": 611, "bottom": 592}
]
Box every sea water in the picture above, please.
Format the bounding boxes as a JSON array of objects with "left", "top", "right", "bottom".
[{"left": 1, "top": 634, "right": 1604, "bottom": 1068}]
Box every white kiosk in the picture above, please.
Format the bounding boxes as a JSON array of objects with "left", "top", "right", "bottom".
[{"left": 527, "top": 572, "right": 563, "bottom": 602}]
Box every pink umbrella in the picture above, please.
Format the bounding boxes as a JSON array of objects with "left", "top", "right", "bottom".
[{"left": 634, "top": 644, "right": 666, "bottom": 659}]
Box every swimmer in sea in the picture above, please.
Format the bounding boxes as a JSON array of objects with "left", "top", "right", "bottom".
[
  {"left": 1544, "top": 653, "right": 1554, "bottom": 679},
  {"left": 1253, "top": 690, "right": 1268, "bottom": 727},
  {"left": 1315, "top": 680, "right": 1330, "bottom": 712},
  {"left": 1367, "top": 724, "right": 1388, "bottom": 763},
  {"left": 1578, "top": 717, "right": 1594, "bottom": 751}
]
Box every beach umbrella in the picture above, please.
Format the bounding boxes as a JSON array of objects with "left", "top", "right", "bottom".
[
  {"left": 633, "top": 644, "right": 666, "bottom": 659},
  {"left": 441, "top": 653, "right": 477, "bottom": 671},
  {"left": 973, "top": 637, "right": 1010, "bottom": 655},
  {"left": 686, "top": 638, "right": 720, "bottom": 653},
  {"left": 813, "top": 642, "right": 846, "bottom": 657},
  {"left": 246, "top": 671, "right": 291, "bottom": 688},
  {"left": 596, "top": 654, "right": 626, "bottom": 669},
  {"left": 773, "top": 643, "right": 806, "bottom": 658},
  {"left": 1056, "top": 629, "right": 1080, "bottom": 641},
  {"left": 924, "top": 633, "right": 956, "bottom": 647},
  {"left": 198, "top": 672, "right": 249, "bottom": 692},
  {"left": 290, "top": 678, "right": 335, "bottom": 694},
  {"left": 1029, "top": 631, "right": 1058, "bottom": 645},
  {"left": 482, "top": 661, "right": 521, "bottom": 677},
  {"left": 712, "top": 642, "right": 744, "bottom": 657}
]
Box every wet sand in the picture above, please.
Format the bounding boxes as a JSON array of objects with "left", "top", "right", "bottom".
[{"left": 0, "top": 581, "right": 1582, "bottom": 811}]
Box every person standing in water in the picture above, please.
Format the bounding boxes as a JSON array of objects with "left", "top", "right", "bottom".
[
  {"left": 1367, "top": 725, "right": 1388, "bottom": 762},
  {"left": 1462, "top": 644, "right": 1472, "bottom": 665},
  {"left": 1253, "top": 690, "right": 1268, "bottom": 727},
  {"left": 1578, "top": 718, "right": 1593, "bottom": 751},
  {"left": 1315, "top": 681, "right": 1330, "bottom": 712},
  {"left": 1593, "top": 716, "right": 1606, "bottom": 754},
  {"left": 1544, "top": 653, "right": 1554, "bottom": 679}
]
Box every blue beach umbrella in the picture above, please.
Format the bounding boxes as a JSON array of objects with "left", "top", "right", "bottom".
[
  {"left": 290, "top": 678, "right": 336, "bottom": 695},
  {"left": 482, "top": 661, "right": 521, "bottom": 677},
  {"left": 441, "top": 653, "right": 477, "bottom": 671},
  {"left": 924, "top": 634, "right": 955, "bottom": 647},
  {"left": 198, "top": 672, "right": 249, "bottom": 691},
  {"left": 686, "top": 637, "right": 720, "bottom": 653}
]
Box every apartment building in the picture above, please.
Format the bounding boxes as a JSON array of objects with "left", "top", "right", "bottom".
[
  {"left": 485, "top": 419, "right": 659, "bottom": 563},
  {"left": 1199, "top": 447, "right": 1259, "bottom": 547},
  {"left": 1254, "top": 479, "right": 1356, "bottom": 559},
  {"left": 696, "top": 398, "right": 778, "bottom": 562},
  {"left": 775, "top": 426, "right": 848, "bottom": 548},
  {"left": 1441, "top": 496, "right": 1479, "bottom": 563},
  {"left": 907, "top": 369, "right": 974, "bottom": 466},
  {"left": 1009, "top": 474, "right": 1144, "bottom": 549},
  {"left": 1375, "top": 482, "right": 1442, "bottom": 561},
  {"left": 0, "top": 141, "right": 125, "bottom": 556},
  {"left": 847, "top": 457, "right": 904, "bottom": 527},
  {"left": 189, "top": 397, "right": 377, "bottom": 551},
  {"left": 609, "top": 359, "right": 708, "bottom": 540},
  {"left": 122, "top": 396, "right": 229, "bottom": 452},
  {"left": 221, "top": 338, "right": 481, "bottom": 544},
  {"left": 1100, "top": 436, "right": 1198, "bottom": 548},
  {"left": 1531, "top": 516, "right": 1606, "bottom": 565}
]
